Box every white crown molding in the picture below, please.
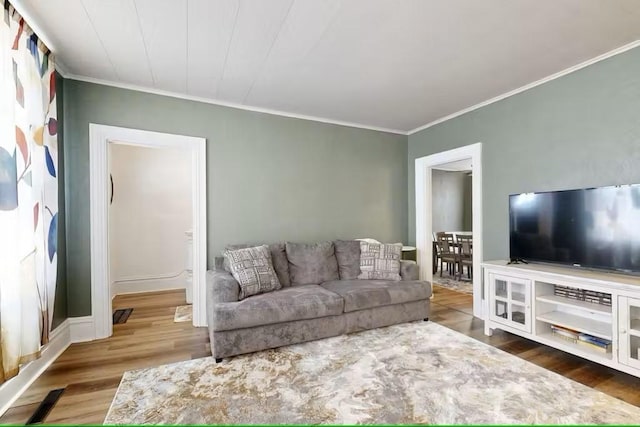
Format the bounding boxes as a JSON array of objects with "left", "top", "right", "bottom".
[
  {"left": 9, "top": 0, "right": 57, "bottom": 52},
  {"left": 407, "top": 39, "right": 640, "bottom": 136},
  {"left": 16, "top": 0, "right": 638, "bottom": 138},
  {"left": 61, "top": 73, "right": 408, "bottom": 135}
]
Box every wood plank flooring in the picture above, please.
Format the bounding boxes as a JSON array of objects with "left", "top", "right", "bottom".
[
  {"left": 2, "top": 285, "right": 639, "bottom": 424},
  {"left": 0, "top": 290, "right": 209, "bottom": 425}
]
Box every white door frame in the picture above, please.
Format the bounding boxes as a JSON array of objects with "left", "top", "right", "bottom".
[
  {"left": 89, "top": 124, "right": 207, "bottom": 339},
  {"left": 415, "top": 142, "right": 483, "bottom": 318}
]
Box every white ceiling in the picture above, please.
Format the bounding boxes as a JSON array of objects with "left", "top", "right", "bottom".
[{"left": 18, "top": 0, "right": 640, "bottom": 133}]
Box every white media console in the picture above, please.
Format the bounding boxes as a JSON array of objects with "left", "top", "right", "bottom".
[{"left": 483, "top": 260, "right": 640, "bottom": 378}]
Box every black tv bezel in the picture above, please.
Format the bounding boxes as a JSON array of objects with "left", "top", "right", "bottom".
[{"left": 508, "top": 183, "right": 640, "bottom": 276}]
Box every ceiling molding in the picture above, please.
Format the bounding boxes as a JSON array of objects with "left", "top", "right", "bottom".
[
  {"left": 407, "top": 39, "right": 640, "bottom": 136},
  {"left": 62, "top": 38, "right": 640, "bottom": 138},
  {"left": 60, "top": 73, "right": 407, "bottom": 135},
  {"left": 14, "top": 0, "right": 640, "bottom": 137},
  {"left": 9, "top": 0, "right": 57, "bottom": 52}
]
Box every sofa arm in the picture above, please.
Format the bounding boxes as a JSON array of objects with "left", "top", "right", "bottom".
[
  {"left": 207, "top": 270, "right": 240, "bottom": 304},
  {"left": 400, "top": 260, "right": 419, "bottom": 281}
]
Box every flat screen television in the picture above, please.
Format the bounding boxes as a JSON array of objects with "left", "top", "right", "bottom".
[{"left": 509, "top": 184, "right": 640, "bottom": 274}]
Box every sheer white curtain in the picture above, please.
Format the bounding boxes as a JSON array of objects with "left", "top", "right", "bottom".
[{"left": 0, "top": 2, "right": 58, "bottom": 384}]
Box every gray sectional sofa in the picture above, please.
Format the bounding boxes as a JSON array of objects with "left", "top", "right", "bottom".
[{"left": 206, "top": 240, "right": 432, "bottom": 361}]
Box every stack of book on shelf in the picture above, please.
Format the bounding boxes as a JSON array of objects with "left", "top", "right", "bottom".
[
  {"left": 578, "top": 334, "right": 612, "bottom": 353},
  {"left": 550, "top": 324, "right": 612, "bottom": 353}
]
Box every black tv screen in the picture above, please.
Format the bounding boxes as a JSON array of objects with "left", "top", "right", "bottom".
[{"left": 509, "top": 184, "right": 640, "bottom": 273}]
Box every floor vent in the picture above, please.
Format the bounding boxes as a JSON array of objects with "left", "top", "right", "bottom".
[
  {"left": 26, "top": 388, "right": 65, "bottom": 425},
  {"left": 113, "top": 308, "right": 133, "bottom": 324}
]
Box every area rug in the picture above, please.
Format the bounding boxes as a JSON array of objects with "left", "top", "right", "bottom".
[
  {"left": 104, "top": 322, "right": 640, "bottom": 424},
  {"left": 432, "top": 271, "right": 473, "bottom": 294},
  {"left": 173, "top": 305, "right": 192, "bottom": 323}
]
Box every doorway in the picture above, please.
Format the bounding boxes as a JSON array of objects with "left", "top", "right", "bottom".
[
  {"left": 108, "top": 143, "right": 193, "bottom": 301},
  {"left": 415, "top": 143, "right": 483, "bottom": 318},
  {"left": 89, "top": 124, "right": 207, "bottom": 340}
]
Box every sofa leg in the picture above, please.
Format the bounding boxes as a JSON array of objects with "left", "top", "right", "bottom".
[
  {"left": 215, "top": 358, "right": 223, "bottom": 363},
  {"left": 423, "top": 318, "right": 429, "bottom": 322}
]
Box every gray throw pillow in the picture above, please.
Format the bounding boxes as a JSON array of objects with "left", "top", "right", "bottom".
[
  {"left": 334, "top": 240, "right": 361, "bottom": 280},
  {"left": 223, "top": 245, "right": 281, "bottom": 300},
  {"left": 358, "top": 242, "right": 402, "bottom": 281},
  {"left": 285, "top": 241, "right": 339, "bottom": 286},
  {"left": 224, "top": 242, "right": 291, "bottom": 287}
]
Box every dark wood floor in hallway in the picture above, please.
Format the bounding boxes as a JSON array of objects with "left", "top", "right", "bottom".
[{"left": 1, "top": 285, "right": 639, "bottom": 424}]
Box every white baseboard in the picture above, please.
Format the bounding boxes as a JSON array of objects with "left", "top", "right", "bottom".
[
  {"left": 0, "top": 315, "right": 96, "bottom": 417},
  {"left": 68, "top": 316, "right": 96, "bottom": 344},
  {"left": 0, "top": 320, "right": 71, "bottom": 416},
  {"left": 112, "top": 272, "right": 186, "bottom": 296}
]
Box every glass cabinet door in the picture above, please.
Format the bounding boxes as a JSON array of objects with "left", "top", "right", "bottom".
[
  {"left": 489, "top": 274, "right": 531, "bottom": 332},
  {"left": 619, "top": 296, "right": 640, "bottom": 370}
]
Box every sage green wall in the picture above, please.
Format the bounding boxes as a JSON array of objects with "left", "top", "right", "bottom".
[
  {"left": 64, "top": 80, "right": 407, "bottom": 317},
  {"left": 52, "top": 73, "right": 67, "bottom": 329},
  {"left": 408, "top": 46, "right": 640, "bottom": 260}
]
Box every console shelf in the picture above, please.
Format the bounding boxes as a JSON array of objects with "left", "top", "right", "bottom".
[
  {"left": 483, "top": 260, "right": 640, "bottom": 378},
  {"left": 536, "top": 294, "right": 612, "bottom": 315},
  {"left": 536, "top": 311, "right": 612, "bottom": 340},
  {"left": 537, "top": 332, "right": 614, "bottom": 361}
]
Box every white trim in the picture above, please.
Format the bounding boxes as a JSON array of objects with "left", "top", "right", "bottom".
[
  {"left": 9, "top": 0, "right": 639, "bottom": 138},
  {"left": 68, "top": 316, "right": 96, "bottom": 343},
  {"left": 415, "top": 143, "right": 484, "bottom": 318},
  {"left": 8, "top": 0, "right": 58, "bottom": 53},
  {"left": 0, "top": 321, "right": 71, "bottom": 416},
  {"left": 0, "top": 315, "right": 97, "bottom": 416},
  {"left": 64, "top": 74, "right": 407, "bottom": 136},
  {"left": 111, "top": 272, "right": 186, "bottom": 297},
  {"left": 90, "top": 124, "right": 208, "bottom": 338},
  {"left": 63, "top": 40, "right": 640, "bottom": 137},
  {"left": 407, "top": 39, "right": 640, "bottom": 135}
]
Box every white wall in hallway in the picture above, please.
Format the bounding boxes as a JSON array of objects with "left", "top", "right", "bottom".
[
  {"left": 432, "top": 169, "right": 470, "bottom": 233},
  {"left": 109, "top": 143, "right": 192, "bottom": 295}
]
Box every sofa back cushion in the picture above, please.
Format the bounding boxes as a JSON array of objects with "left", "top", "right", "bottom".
[
  {"left": 333, "top": 240, "right": 361, "bottom": 280},
  {"left": 224, "top": 242, "right": 291, "bottom": 287},
  {"left": 286, "top": 241, "right": 339, "bottom": 286},
  {"left": 357, "top": 242, "right": 402, "bottom": 281},
  {"left": 223, "top": 245, "right": 281, "bottom": 300}
]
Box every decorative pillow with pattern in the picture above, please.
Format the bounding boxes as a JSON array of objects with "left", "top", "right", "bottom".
[
  {"left": 357, "top": 242, "right": 402, "bottom": 281},
  {"left": 223, "top": 245, "right": 281, "bottom": 300}
]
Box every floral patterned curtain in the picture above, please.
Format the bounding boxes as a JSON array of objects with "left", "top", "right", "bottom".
[{"left": 0, "top": 1, "right": 58, "bottom": 383}]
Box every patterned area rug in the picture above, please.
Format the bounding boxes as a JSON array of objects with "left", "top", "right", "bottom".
[
  {"left": 104, "top": 322, "right": 640, "bottom": 424},
  {"left": 173, "top": 305, "right": 192, "bottom": 323},
  {"left": 432, "top": 271, "right": 473, "bottom": 294}
]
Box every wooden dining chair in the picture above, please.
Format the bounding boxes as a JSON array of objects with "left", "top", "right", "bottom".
[
  {"left": 435, "top": 232, "right": 458, "bottom": 278},
  {"left": 457, "top": 234, "right": 473, "bottom": 280}
]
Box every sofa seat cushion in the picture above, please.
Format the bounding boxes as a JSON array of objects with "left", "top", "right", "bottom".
[
  {"left": 212, "top": 285, "right": 344, "bottom": 332},
  {"left": 321, "top": 280, "right": 431, "bottom": 313}
]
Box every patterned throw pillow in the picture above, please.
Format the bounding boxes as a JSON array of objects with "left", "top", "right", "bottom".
[
  {"left": 358, "top": 242, "right": 402, "bottom": 281},
  {"left": 223, "top": 245, "right": 282, "bottom": 300}
]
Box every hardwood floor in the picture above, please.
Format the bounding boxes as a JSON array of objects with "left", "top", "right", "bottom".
[
  {"left": 0, "top": 290, "right": 209, "bottom": 425},
  {"left": 429, "top": 286, "right": 640, "bottom": 407},
  {"left": 2, "top": 285, "right": 639, "bottom": 424}
]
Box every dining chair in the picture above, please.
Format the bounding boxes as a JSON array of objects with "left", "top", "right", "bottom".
[
  {"left": 435, "top": 232, "right": 458, "bottom": 278},
  {"left": 457, "top": 234, "right": 473, "bottom": 280}
]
